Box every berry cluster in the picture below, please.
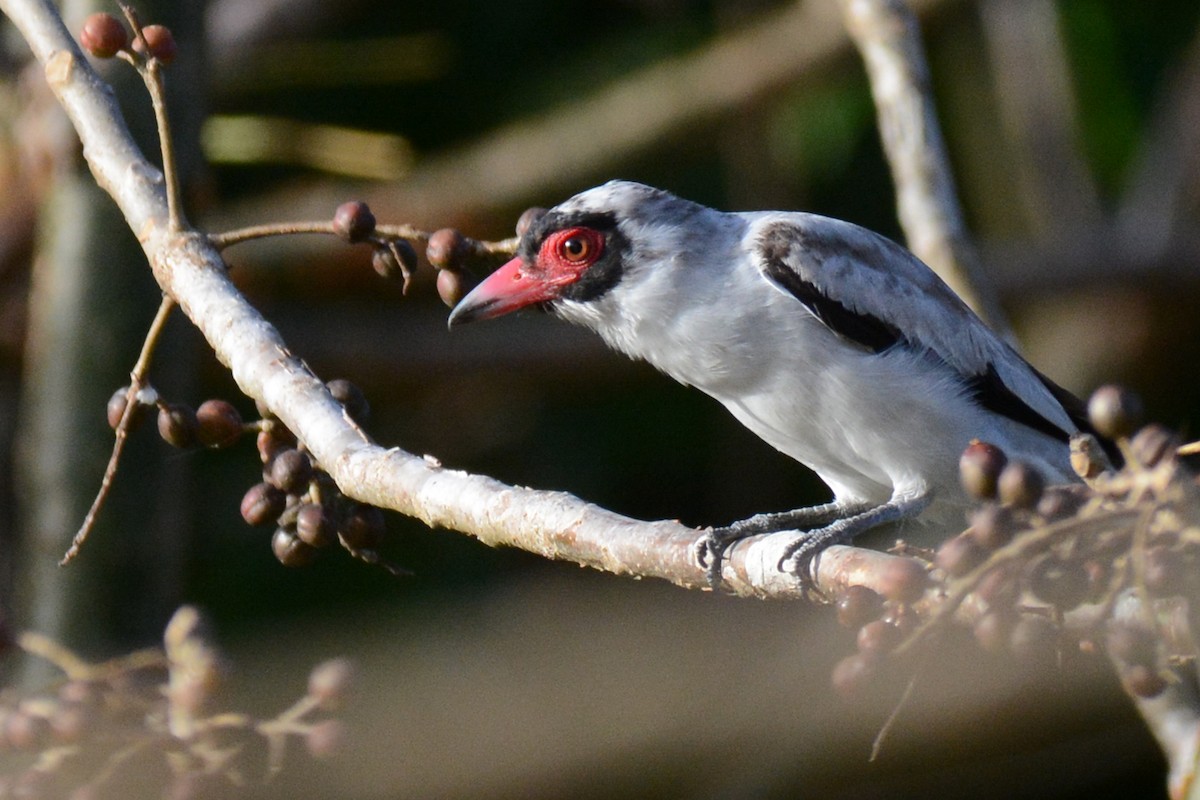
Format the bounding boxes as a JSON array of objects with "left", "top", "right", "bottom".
[
  {"left": 107, "top": 379, "right": 403, "bottom": 573},
  {"left": 331, "top": 201, "right": 419, "bottom": 292},
  {"left": 425, "top": 228, "right": 472, "bottom": 307},
  {"left": 831, "top": 386, "right": 1199, "bottom": 701},
  {"left": 80, "top": 11, "right": 176, "bottom": 65},
  {"left": 243, "top": 380, "right": 406, "bottom": 573},
  {"left": 0, "top": 607, "right": 348, "bottom": 799}
]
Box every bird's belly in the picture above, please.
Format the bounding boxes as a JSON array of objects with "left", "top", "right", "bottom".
[{"left": 711, "top": 345, "right": 990, "bottom": 509}]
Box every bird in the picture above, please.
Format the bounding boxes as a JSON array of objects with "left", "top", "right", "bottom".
[{"left": 448, "top": 180, "right": 1099, "bottom": 588}]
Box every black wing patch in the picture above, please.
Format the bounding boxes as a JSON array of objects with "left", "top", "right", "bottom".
[
  {"left": 756, "top": 220, "right": 1111, "bottom": 452},
  {"left": 965, "top": 364, "right": 1073, "bottom": 444},
  {"left": 760, "top": 254, "right": 903, "bottom": 354}
]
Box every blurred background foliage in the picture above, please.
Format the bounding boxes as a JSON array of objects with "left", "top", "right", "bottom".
[{"left": 0, "top": 0, "right": 1198, "bottom": 796}]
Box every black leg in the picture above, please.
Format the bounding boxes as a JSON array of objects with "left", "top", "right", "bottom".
[
  {"left": 696, "top": 500, "right": 869, "bottom": 589},
  {"left": 777, "top": 492, "right": 933, "bottom": 587}
]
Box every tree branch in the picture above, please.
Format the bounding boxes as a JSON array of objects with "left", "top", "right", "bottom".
[
  {"left": 1, "top": 0, "right": 920, "bottom": 601},
  {"left": 840, "top": 0, "right": 1012, "bottom": 341}
]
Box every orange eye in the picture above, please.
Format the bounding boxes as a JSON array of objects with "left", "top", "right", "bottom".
[{"left": 560, "top": 235, "right": 592, "bottom": 263}]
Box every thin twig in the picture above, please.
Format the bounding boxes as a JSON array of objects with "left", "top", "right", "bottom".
[
  {"left": 62, "top": 294, "right": 176, "bottom": 564},
  {"left": 118, "top": 3, "right": 186, "bottom": 232}
]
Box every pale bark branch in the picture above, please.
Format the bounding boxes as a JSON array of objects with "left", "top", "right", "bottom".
[
  {"left": 840, "top": 0, "right": 1012, "bottom": 341},
  {"left": 0, "top": 0, "right": 919, "bottom": 602}
]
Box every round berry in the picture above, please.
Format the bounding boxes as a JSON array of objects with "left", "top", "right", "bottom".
[
  {"left": 876, "top": 557, "right": 928, "bottom": 605},
  {"left": 107, "top": 386, "right": 151, "bottom": 431},
  {"left": 272, "top": 528, "right": 316, "bottom": 567},
  {"left": 835, "top": 585, "right": 883, "bottom": 629},
  {"left": 436, "top": 269, "right": 466, "bottom": 308},
  {"left": 967, "top": 504, "right": 1014, "bottom": 550},
  {"left": 856, "top": 619, "right": 902, "bottom": 656},
  {"left": 267, "top": 448, "right": 314, "bottom": 494},
  {"left": 338, "top": 504, "right": 385, "bottom": 550},
  {"left": 426, "top": 228, "right": 466, "bottom": 270},
  {"left": 195, "top": 399, "right": 243, "bottom": 447},
  {"left": 333, "top": 201, "right": 376, "bottom": 243},
  {"left": 997, "top": 461, "right": 1044, "bottom": 509},
  {"left": 1036, "top": 486, "right": 1085, "bottom": 521},
  {"left": 157, "top": 403, "right": 197, "bottom": 448},
  {"left": 134, "top": 24, "right": 177, "bottom": 64},
  {"left": 327, "top": 379, "right": 369, "bottom": 424},
  {"left": 1087, "top": 385, "right": 1143, "bottom": 440},
  {"left": 240, "top": 482, "right": 286, "bottom": 527},
  {"left": 107, "top": 387, "right": 131, "bottom": 430},
  {"left": 959, "top": 439, "right": 1008, "bottom": 500},
  {"left": 371, "top": 247, "right": 400, "bottom": 279},
  {"left": 257, "top": 425, "right": 297, "bottom": 464},
  {"left": 935, "top": 533, "right": 986, "bottom": 577},
  {"left": 295, "top": 503, "right": 334, "bottom": 548},
  {"left": 80, "top": 12, "right": 128, "bottom": 58}
]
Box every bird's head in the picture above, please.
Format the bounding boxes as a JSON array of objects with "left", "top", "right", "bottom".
[{"left": 447, "top": 180, "right": 699, "bottom": 327}]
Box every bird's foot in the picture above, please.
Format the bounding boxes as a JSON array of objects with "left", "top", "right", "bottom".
[
  {"left": 777, "top": 493, "right": 934, "bottom": 591},
  {"left": 777, "top": 526, "right": 858, "bottom": 592},
  {"left": 695, "top": 526, "right": 741, "bottom": 590},
  {"left": 695, "top": 501, "right": 850, "bottom": 590}
]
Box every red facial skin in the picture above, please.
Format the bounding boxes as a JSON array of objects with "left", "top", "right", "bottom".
[{"left": 448, "top": 227, "right": 605, "bottom": 325}]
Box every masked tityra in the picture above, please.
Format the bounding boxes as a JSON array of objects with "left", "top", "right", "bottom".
[{"left": 448, "top": 180, "right": 1095, "bottom": 586}]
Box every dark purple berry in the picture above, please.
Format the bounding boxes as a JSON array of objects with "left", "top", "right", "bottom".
[
  {"left": 426, "top": 228, "right": 466, "bottom": 270},
  {"left": 968, "top": 505, "right": 1015, "bottom": 550},
  {"left": 856, "top": 619, "right": 902, "bottom": 656},
  {"left": 338, "top": 504, "right": 385, "bottom": 550},
  {"left": 436, "top": 269, "right": 466, "bottom": 308},
  {"left": 195, "top": 399, "right": 243, "bottom": 448},
  {"left": 959, "top": 440, "right": 1007, "bottom": 500},
  {"left": 876, "top": 558, "right": 928, "bottom": 605},
  {"left": 295, "top": 503, "right": 334, "bottom": 548},
  {"left": 836, "top": 585, "right": 883, "bottom": 629},
  {"left": 241, "top": 483, "right": 285, "bottom": 527},
  {"left": 157, "top": 403, "right": 197, "bottom": 448},
  {"left": 327, "top": 379, "right": 369, "bottom": 424},
  {"left": 997, "top": 461, "right": 1044, "bottom": 509},
  {"left": 272, "top": 529, "right": 316, "bottom": 567},
  {"left": 267, "top": 448, "right": 314, "bottom": 494},
  {"left": 333, "top": 201, "right": 376, "bottom": 243},
  {"left": 1028, "top": 557, "right": 1088, "bottom": 610},
  {"left": 935, "top": 533, "right": 986, "bottom": 577}
]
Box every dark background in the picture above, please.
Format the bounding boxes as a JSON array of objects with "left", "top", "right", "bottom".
[{"left": 1, "top": 0, "right": 1197, "bottom": 796}]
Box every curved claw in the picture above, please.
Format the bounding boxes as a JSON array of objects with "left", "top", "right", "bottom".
[{"left": 694, "top": 529, "right": 729, "bottom": 590}]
